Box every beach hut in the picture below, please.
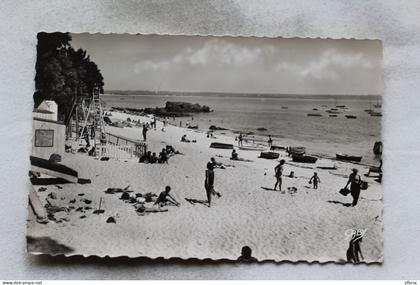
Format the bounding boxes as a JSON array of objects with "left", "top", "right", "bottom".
[{"left": 32, "top": 100, "right": 65, "bottom": 160}]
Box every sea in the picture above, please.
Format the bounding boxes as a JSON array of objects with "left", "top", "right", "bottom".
[{"left": 102, "top": 93, "right": 382, "bottom": 165}]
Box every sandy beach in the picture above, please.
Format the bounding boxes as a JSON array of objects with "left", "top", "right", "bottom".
[{"left": 27, "top": 110, "right": 383, "bottom": 263}]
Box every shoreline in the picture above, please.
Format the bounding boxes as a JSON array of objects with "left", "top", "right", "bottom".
[{"left": 109, "top": 108, "right": 380, "bottom": 167}]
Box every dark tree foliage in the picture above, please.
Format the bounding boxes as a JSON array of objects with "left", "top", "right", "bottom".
[{"left": 34, "top": 32, "right": 104, "bottom": 122}]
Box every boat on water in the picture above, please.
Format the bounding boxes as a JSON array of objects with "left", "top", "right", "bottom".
[
  {"left": 259, "top": 151, "right": 280, "bottom": 159},
  {"left": 330, "top": 108, "right": 338, "bottom": 111},
  {"left": 312, "top": 108, "right": 318, "bottom": 111},
  {"left": 336, "top": 105, "right": 346, "bottom": 108},
  {"left": 281, "top": 106, "right": 288, "bottom": 109},
  {"left": 370, "top": 112, "right": 382, "bottom": 117},
  {"left": 209, "top": 142, "right": 234, "bottom": 149},
  {"left": 336, "top": 153, "right": 362, "bottom": 162},
  {"left": 364, "top": 109, "right": 373, "bottom": 112},
  {"left": 307, "top": 113, "right": 322, "bottom": 117},
  {"left": 292, "top": 155, "right": 317, "bottom": 163},
  {"left": 329, "top": 114, "right": 337, "bottom": 117},
  {"left": 345, "top": 115, "right": 357, "bottom": 119},
  {"left": 239, "top": 145, "right": 265, "bottom": 151},
  {"left": 326, "top": 110, "right": 340, "bottom": 114}
]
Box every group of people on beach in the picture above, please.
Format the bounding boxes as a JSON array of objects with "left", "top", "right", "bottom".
[{"left": 139, "top": 148, "right": 171, "bottom": 164}]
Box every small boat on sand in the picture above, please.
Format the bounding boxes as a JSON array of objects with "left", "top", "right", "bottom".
[
  {"left": 345, "top": 115, "right": 357, "bottom": 119},
  {"left": 210, "top": 142, "right": 234, "bottom": 149},
  {"left": 239, "top": 145, "right": 265, "bottom": 151},
  {"left": 288, "top": 146, "right": 306, "bottom": 156},
  {"left": 259, "top": 151, "right": 280, "bottom": 159},
  {"left": 292, "top": 155, "right": 317, "bottom": 163},
  {"left": 187, "top": 125, "right": 198, "bottom": 129},
  {"left": 307, "top": 113, "right": 322, "bottom": 117},
  {"left": 270, "top": 145, "right": 286, "bottom": 151},
  {"left": 336, "top": 153, "right": 362, "bottom": 162},
  {"left": 30, "top": 156, "right": 79, "bottom": 183}
]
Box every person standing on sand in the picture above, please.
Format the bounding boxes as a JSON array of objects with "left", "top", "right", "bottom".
[
  {"left": 344, "top": 168, "right": 362, "bottom": 207},
  {"left": 142, "top": 124, "right": 148, "bottom": 141},
  {"left": 205, "top": 163, "right": 221, "bottom": 207},
  {"left": 309, "top": 172, "right": 321, "bottom": 189},
  {"left": 274, "top": 159, "right": 285, "bottom": 192},
  {"left": 238, "top": 133, "right": 243, "bottom": 147},
  {"left": 268, "top": 135, "right": 273, "bottom": 148}
]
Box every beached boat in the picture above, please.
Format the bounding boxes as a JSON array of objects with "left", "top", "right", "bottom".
[
  {"left": 239, "top": 145, "right": 265, "bottom": 151},
  {"left": 187, "top": 125, "right": 199, "bottom": 129},
  {"left": 292, "top": 155, "right": 318, "bottom": 163},
  {"left": 336, "top": 153, "right": 362, "bottom": 162},
  {"left": 307, "top": 113, "right": 322, "bottom": 117},
  {"left": 288, "top": 146, "right": 306, "bottom": 156},
  {"left": 209, "top": 142, "right": 234, "bottom": 149},
  {"left": 270, "top": 145, "right": 286, "bottom": 151},
  {"left": 259, "top": 151, "right": 280, "bottom": 159},
  {"left": 345, "top": 115, "right": 357, "bottom": 119},
  {"left": 30, "top": 156, "right": 79, "bottom": 183}
]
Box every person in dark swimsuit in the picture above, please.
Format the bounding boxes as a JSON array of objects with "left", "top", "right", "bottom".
[
  {"left": 274, "top": 159, "right": 285, "bottom": 192},
  {"left": 238, "top": 133, "right": 243, "bottom": 147},
  {"left": 267, "top": 135, "right": 273, "bottom": 148},
  {"left": 345, "top": 168, "right": 362, "bottom": 207},
  {"left": 154, "top": 186, "right": 179, "bottom": 207},
  {"left": 204, "top": 163, "right": 221, "bottom": 207},
  {"left": 309, "top": 172, "right": 321, "bottom": 189},
  {"left": 142, "top": 124, "right": 148, "bottom": 141}
]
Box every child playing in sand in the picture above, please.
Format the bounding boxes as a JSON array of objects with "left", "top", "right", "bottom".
[
  {"left": 274, "top": 159, "right": 285, "bottom": 192},
  {"left": 309, "top": 172, "right": 321, "bottom": 189}
]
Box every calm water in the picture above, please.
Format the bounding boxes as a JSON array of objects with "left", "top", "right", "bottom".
[{"left": 102, "top": 94, "right": 382, "bottom": 165}]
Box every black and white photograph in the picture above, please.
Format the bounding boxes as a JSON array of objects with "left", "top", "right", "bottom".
[{"left": 27, "top": 33, "right": 383, "bottom": 263}]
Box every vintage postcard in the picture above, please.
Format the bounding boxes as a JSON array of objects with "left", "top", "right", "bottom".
[{"left": 27, "top": 33, "right": 383, "bottom": 263}]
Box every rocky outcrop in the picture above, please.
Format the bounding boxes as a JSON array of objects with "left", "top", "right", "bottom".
[
  {"left": 111, "top": 101, "right": 211, "bottom": 117},
  {"left": 209, "top": 125, "right": 228, "bottom": 131}
]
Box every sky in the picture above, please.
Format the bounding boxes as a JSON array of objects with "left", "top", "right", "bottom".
[{"left": 70, "top": 33, "right": 383, "bottom": 95}]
